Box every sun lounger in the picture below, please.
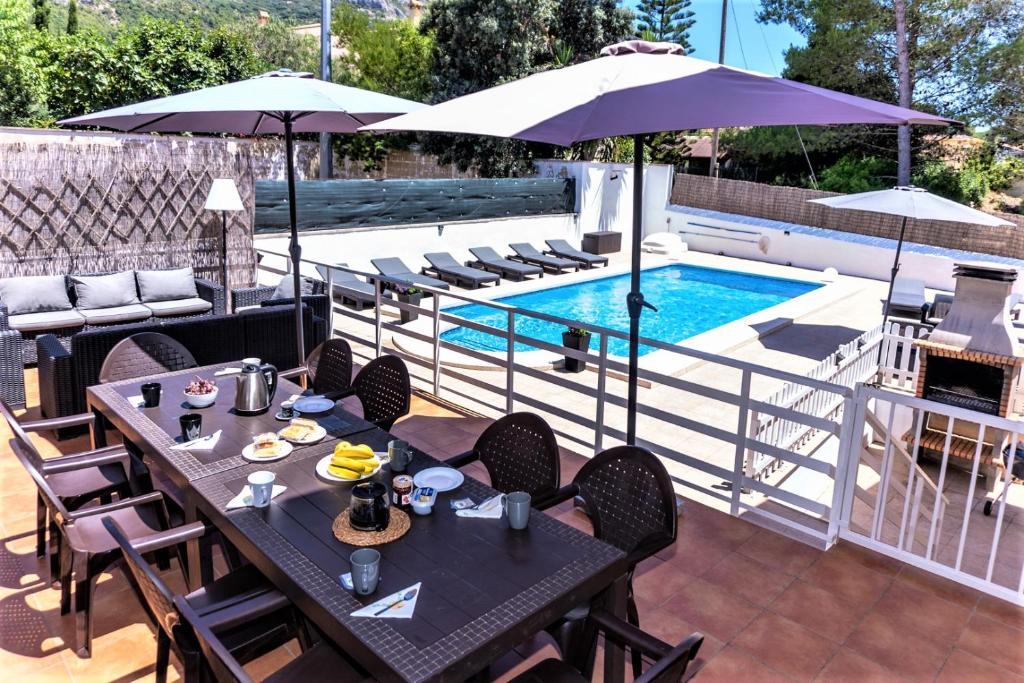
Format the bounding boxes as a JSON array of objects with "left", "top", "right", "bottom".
[
  {"left": 423, "top": 252, "right": 501, "bottom": 288},
  {"left": 315, "top": 263, "right": 391, "bottom": 311},
  {"left": 544, "top": 239, "right": 609, "bottom": 269},
  {"left": 508, "top": 243, "right": 580, "bottom": 274},
  {"left": 888, "top": 277, "right": 926, "bottom": 318},
  {"left": 371, "top": 257, "right": 450, "bottom": 292},
  {"left": 468, "top": 247, "right": 544, "bottom": 281}
]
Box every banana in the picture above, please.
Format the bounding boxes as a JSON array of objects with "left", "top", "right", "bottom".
[
  {"left": 333, "top": 442, "right": 375, "bottom": 459},
  {"left": 331, "top": 457, "right": 378, "bottom": 473},
  {"left": 327, "top": 464, "right": 362, "bottom": 480}
]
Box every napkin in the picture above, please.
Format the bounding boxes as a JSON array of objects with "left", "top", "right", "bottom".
[
  {"left": 455, "top": 494, "right": 504, "bottom": 519},
  {"left": 126, "top": 395, "right": 147, "bottom": 409},
  {"left": 226, "top": 484, "right": 287, "bottom": 510},
  {"left": 171, "top": 430, "right": 222, "bottom": 451},
  {"left": 351, "top": 582, "right": 421, "bottom": 619}
]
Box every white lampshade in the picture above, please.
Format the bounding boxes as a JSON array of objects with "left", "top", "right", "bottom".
[{"left": 204, "top": 178, "right": 244, "bottom": 211}]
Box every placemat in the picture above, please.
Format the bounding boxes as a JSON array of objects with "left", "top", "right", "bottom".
[{"left": 333, "top": 507, "right": 411, "bottom": 546}]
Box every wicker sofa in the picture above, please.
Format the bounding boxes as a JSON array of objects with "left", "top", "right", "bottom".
[
  {"left": 231, "top": 277, "right": 329, "bottom": 321},
  {"left": 36, "top": 300, "right": 327, "bottom": 430}
]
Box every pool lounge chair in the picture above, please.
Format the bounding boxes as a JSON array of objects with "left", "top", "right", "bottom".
[
  {"left": 423, "top": 252, "right": 501, "bottom": 289},
  {"left": 468, "top": 247, "right": 544, "bottom": 281},
  {"left": 314, "top": 263, "right": 391, "bottom": 311},
  {"left": 508, "top": 243, "right": 580, "bottom": 274},
  {"left": 544, "top": 239, "right": 609, "bottom": 269},
  {"left": 371, "top": 257, "right": 451, "bottom": 293},
  {"left": 888, "top": 277, "right": 927, "bottom": 319}
]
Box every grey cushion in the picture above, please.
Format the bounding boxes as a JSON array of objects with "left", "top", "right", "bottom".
[
  {"left": 8, "top": 309, "right": 85, "bottom": 332},
  {"left": 70, "top": 271, "right": 140, "bottom": 310},
  {"left": 136, "top": 267, "right": 198, "bottom": 303},
  {"left": 272, "top": 274, "right": 314, "bottom": 300},
  {"left": 0, "top": 275, "right": 73, "bottom": 315},
  {"left": 143, "top": 297, "right": 213, "bottom": 318},
  {"left": 78, "top": 304, "right": 153, "bottom": 325}
]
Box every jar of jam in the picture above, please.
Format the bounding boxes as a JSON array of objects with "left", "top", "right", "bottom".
[{"left": 391, "top": 475, "right": 414, "bottom": 508}]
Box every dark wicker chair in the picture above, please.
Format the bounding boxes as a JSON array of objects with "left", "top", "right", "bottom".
[
  {"left": 538, "top": 446, "right": 678, "bottom": 675},
  {"left": 445, "top": 412, "right": 561, "bottom": 506},
  {"left": 98, "top": 332, "right": 198, "bottom": 384},
  {"left": 0, "top": 398, "right": 135, "bottom": 582},
  {"left": 104, "top": 518, "right": 309, "bottom": 683},
  {"left": 351, "top": 354, "right": 411, "bottom": 431},
  {"left": 280, "top": 338, "right": 354, "bottom": 400},
  {"left": 174, "top": 594, "right": 365, "bottom": 683},
  {"left": 510, "top": 609, "right": 702, "bottom": 683}
]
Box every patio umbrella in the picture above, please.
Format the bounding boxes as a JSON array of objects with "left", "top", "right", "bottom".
[
  {"left": 363, "top": 40, "right": 954, "bottom": 445},
  {"left": 59, "top": 70, "right": 424, "bottom": 366},
  {"left": 809, "top": 186, "right": 1014, "bottom": 330}
]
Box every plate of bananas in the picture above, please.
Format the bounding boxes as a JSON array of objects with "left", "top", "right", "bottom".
[{"left": 315, "top": 441, "right": 384, "bottom": 483}]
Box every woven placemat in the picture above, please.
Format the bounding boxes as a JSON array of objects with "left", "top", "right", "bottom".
[{"left": 332, "top": 507, "right": 411, "bottom": 546}]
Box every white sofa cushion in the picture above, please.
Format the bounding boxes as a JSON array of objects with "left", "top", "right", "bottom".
[
  {"left": 0, "top": 275, "right": 73, "bottom": 315},
  {"left": 136, "top": 267, "right": 198, "bottom": 303},
  {"left": 78, "top": 304, "right": 153, "bottom": 325},
  {"left": 8, "top": 309, "right": 85, "bottom": 332},
  {"left": 143, "top": 297, "right": 212, "bottom": 318},
  {"left": 71, "top": 271, "right": 139, "bottom": 309}
]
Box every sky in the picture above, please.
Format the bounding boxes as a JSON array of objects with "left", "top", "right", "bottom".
[{"left": 625, "top": 0, "right": 807, "bottom": 76}]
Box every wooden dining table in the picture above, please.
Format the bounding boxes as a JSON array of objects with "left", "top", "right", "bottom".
[{"left": 85, "top": 361, "right": 630, "bottom": 682}]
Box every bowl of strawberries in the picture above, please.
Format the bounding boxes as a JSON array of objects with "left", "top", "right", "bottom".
[{"left": 184, "top": 377, "right": 218, "bottom": 408}]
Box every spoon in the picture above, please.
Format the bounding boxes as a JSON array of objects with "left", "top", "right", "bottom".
[{"left": 373, "top": 588, "right": 418, "bottom": 616}]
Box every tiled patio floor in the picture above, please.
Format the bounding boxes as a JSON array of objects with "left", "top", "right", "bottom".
[{"left": 2, "top": 371, "right": 1022, "bottom": 681}]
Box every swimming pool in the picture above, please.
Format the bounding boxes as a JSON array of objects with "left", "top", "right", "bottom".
[{"left": 439, "top": 264, "right": 821, "bottom": 357}]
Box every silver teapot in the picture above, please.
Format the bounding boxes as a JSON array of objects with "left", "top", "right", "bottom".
[{"left": 234, "top": 362, "right": 278, "bottom": 415}]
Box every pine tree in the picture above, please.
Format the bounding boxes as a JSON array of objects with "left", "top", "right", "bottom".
[
  {"left": 636, "top": 0, "right": 694, "bottom": 52},
  {"left": 32, "top": 0, "right": 50, "bottom": 30},
  {"left": 66, "top": 0, "right": 79, "bottom": 34}
]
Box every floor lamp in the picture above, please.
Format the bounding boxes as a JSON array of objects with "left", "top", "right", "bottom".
[{"left": 204, "top": 179, "right": 244, "bottom": 304}]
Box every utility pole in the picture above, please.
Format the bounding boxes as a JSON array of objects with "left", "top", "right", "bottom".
[
  {"left": 894, "top": 0, "right": 911, "bottom": 186},
  {"left": 707, "top": 0, "right": 728, "bottom": 177},
  {"left": 319, "top": 0, "right": 333, "bottom": 180}
]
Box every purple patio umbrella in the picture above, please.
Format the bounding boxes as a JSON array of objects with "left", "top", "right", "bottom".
[
  {"left": 364, "top": 40, "right": 955, "bottom": 445},
  {"left": 60, "top": 70, "right": 425, "bottom": 366}
]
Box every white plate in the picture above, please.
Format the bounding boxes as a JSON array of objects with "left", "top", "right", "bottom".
[
  {"left": 413, "top": 467, "right": 465, "bottom": 492},
  {"left": 294, "top": 396, "right": 335, "bottom": 415},
  {"left": 315, "top": 454, "right": 383, "bottom": 483},
  {"left": 277, "top": 424, "right": 327, "bottom": 444},
  {"left": 242, "top": 441, "right": 293, "bottom": 463}
]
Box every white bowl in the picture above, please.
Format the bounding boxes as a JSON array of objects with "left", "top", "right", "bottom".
[{"left": 184, "top": 386, "right": 218, "bottom": 408}]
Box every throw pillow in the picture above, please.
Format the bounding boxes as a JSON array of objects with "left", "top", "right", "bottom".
[
  {"left": 136, "top": 267, "right": 198, "bottom": 303},
  {"left": 272, "top": 274, "right": 314, "bottom": 300},
  {"left": 0, "top": 275, "right": 73, "bottom": 315},
  {"left": 71, "top": 270, "right": 140, "bottom": 309}
]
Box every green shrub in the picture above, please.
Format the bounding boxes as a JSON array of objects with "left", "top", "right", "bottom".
[{"left": 818, "top": 155, "right": 895, "bottom": 193}]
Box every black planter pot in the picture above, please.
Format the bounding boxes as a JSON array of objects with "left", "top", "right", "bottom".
[
  {"left": 561, "top": 331, "right": 591, "bottom": 373},
  {"left": 397, "top": 292, "right": 422, "bottom": 324}
]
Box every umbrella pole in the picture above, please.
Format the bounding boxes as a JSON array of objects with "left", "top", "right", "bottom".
[
  {"left": 284, "top": 115, "right": 306, "bottom": 369},
  {"left": 877, "top": 215, "right": 909, "bottom": 365},
  {"left": 626, "top": 134, "right": 650, "bottom": 446}
]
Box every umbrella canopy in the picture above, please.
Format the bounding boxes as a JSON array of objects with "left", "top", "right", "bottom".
[
  {"left": 362, "top": 40, "right": 954, "bottom": 445},
  {"left": 809, "top": 186, "right": 1014, "bottom": 334},
  {"left": 60, "top": 70, "right": 425, "bottom": 367}
]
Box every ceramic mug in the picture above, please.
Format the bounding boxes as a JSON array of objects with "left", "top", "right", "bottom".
[
  {"left": 247, "top": 471, "right": 276, "bottom": 508},
  {"left": 504, "top": 491, "right": 532, "bottom": 530}
]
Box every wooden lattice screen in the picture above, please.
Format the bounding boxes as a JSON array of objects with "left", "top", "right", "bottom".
[
  {"left": 0, "top": 128, "right": 257, "bottom": 292},
  {"left": 671, "top": 173, "right": 1024, "bottom": 260}
]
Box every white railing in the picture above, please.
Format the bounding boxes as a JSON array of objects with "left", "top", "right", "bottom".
[
  {"left": 255, "top": 249, "right": 855, "bottom": 546},
  {"left": 839, "top": 383, "right": 1024, "bottom": 605},
  {"left": 877, "top": 320, "right": 929, "bottom": 391}
]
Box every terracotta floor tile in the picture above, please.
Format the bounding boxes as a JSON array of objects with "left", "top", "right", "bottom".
[
  {"left": 845, "top": 611, "right": 952, "bottom": 682},
  {"left": 702, "top": 551, "right": 795, "bottom": 608},
  {"left": 633, "top": 607, "right": 724, "bottom": 673},
  {"left": 694, "top": 644, "right": 794, "bottom": 683},
  {"left": 937, "top": 648, "right": 1024, "bottom": 683},
  {"left": 799, "top": 551, "right": 893, "bottom": 605},
  {"left": 957, "top": 613, "right": 1024, "bottom": 675},
  {"left": 732, "top": 612, "right": 838, "bottom": 682},
  {"left": 815, "top": 648, "right": 910, "bottom": 683},
  {"left": 657, "top": 578, "right": 761, "bottom": 642},
  {"left": 869, "top": 580, "right": 972, "bottom": 647},
  {"left": 892, "top": 564, "right": 981, "bottom": 609},
  {"left": 632, "top": 556, "right": 696, "bottom": 609},
  {"left": 736, "top": 530, "right": 821, "bottom": 576},
  {"left": 60, "top": 623, "right": 159, "bottom": 682},
  {"left": 659, "top": 525, "right": 737, "bottom": 576},
  {"left": 976, "top": 593, "right": 1024, "bottom": 630},
  {"left": 826, "top": 541, "right": 903, "bottom": 577},
  {"left": 768, "top": 580, "right": 867, "bottom": 644}
]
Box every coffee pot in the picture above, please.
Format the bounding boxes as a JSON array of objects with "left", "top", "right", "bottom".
[
  {"left": 234, "top": 362, "right": 278, "bottom": 415},
  {"left": 349, "top": 481, "right": 390, "bottom": 532}
]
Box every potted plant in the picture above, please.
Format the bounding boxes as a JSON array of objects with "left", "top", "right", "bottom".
[
  {"left": 561, "top": 326, "right": 591, "bottom": 373},
  {"left": 395, "top": 286, "right": 423, "bottom": 323}
]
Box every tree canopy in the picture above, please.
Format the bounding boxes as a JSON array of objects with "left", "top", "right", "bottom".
[{"left": 635, "top": 0, "right": 694, "bottom": 52}]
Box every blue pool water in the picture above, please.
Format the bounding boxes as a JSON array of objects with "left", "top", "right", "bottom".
[{"left": 440, "top": 264, "right": 821, "bottom": 357}]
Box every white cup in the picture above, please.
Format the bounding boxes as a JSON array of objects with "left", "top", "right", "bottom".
[
  {"left": 242, "top": 357, "right": 261, "bottom": 367},
  {"left": 247, "top": 471, "right": 276, "bottom": 508}
]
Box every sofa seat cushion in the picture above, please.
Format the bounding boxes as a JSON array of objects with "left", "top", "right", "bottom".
[
  {"left": 71, "top": 271, "right": 140, "bottom": 309},
  {"left": 78, "top": 304, "right": 153, "bottom": 325},
  {"left": 0, "top": 275, "right": 73, "bottom": 315},
  {"left": 137, "top": 267, "right": 198, "bottom": 303},
  {"left": 143, "top": 297, "right": 213, "bottom": 318},
  {"left": 9, "top": 309, "right": 86, "bottom": 332}
]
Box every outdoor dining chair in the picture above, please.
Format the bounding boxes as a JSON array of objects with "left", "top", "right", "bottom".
[
  {"left": 8, "top": 426, "right": 181, "bottom": 657},
  {"left": 0, "top": 398, "right": 135, "bottom": 582},
  {"left": 98, "top": 331, "right": 198, "bottom": 383},
  {"left": 537, "top": 445, "right": 678, "bottom": 675},
  {"left": 351, "top": 354, "right": 411, "bottom": 430},
  {"left": 174, "top": 594, "right": 365, "bottom": 683},
  {"left": 281, "top": 338, "right": 354, "bottom": 400},
  {"left": 510, "top": 609, "right": 703, "bottom": 683},
  {"left": 445, "top": 412, "right": 561, "bottom": 507},
  {"left": 104, "top": 517, "right": 311, "bottom": 683}
]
